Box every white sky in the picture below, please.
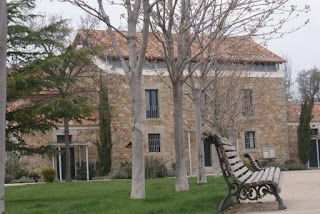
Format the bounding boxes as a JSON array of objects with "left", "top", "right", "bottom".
[{"left": 34, "top": 0, "right": 320, "bottom": 76}]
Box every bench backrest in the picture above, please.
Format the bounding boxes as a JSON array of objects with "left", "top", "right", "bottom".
[
  {"left": 212, "top": 134, "right": 253, "bottom": 183},
  {"left": 243, "top": 153, "right": 264, "bottom": 171}
]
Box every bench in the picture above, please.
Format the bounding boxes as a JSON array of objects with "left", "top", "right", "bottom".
[
  {"left": 208, "top": 134, "right": 286, "bottom": 213},
  {"left": 243, "top": 153, "right": 264, "bottom": 171}
]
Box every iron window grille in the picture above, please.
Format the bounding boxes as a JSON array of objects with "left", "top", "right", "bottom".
[
  {"left": 241, "top": 89, "right": 253, "bottom": 116},
  {"left": 145, "top": 90, "right": 159, "bottom": 118},
  {"left": 148, "top": 134, "right": 160, "bottom": 152}
]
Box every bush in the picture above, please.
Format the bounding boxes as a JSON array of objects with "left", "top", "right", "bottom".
[
  {"left": 145, "top": 157, "right": 167, "bottom": 179},
  {"left": 29, "top": 172, "right": 41, "bottom": 182},
  {"left": 265, "top": 161, "right": 288, "bottom": 171},
  {"left": 76, "top": 161, "right": 95, "bottom": 180},
  {"left": 112, "top": 161, "right": 132, "bottom": 179},
  {"left": 286, "top": 162, "right": 306, "bottom": 171},
  {"left": 16, "top": 169, "right": 29, "bottom": 179},
  {"left": 41, "top": 168, "right": 56, "bottom": 183},
  {"left": 241, "top": 158, "right": 253, "bottom": 171},
  {"left": 10, "top": 176, "right": 34, "bottom": 184},
  {"left": 5, "top": 174, "right": 15, "bottom": 184}
]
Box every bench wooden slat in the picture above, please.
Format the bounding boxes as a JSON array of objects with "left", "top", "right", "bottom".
[
  {"left": 267, "top": 167, "right": 276, "bottom": 181},
  {"left": 226, "top": 151, "right": 238, "bottom": 158},
  {"left": 230, "top": 162, "right": 244, "bottom": 171},
  {"left": 219, "top": 137, "right": 232, "bottom": 145},
  {"left": 228, "top": 157, "right": 241, "bottom": 165},
  {"left": 273, "top": 167, "right": 281, "bottom": 184},
  {"left": 223, "top": 145, "right": 236, "bottom": 151},
  {"left": 251, "top": 170, "right": 265, "bottom": 185},
  {"left": 245, "top": 171, "right": 260, "bottom": 184},
  {"left": 260, "top": 167, "right": 270, "bottom": 182},
  {"left": 238, "top": 171, "right": 253, "bottom": 183},
  {"left": 234, "top": 166, "right": 249, "bottom": 177}
]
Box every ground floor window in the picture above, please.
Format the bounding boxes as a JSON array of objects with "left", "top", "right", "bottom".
[{"left": 148, "top": 134, "right": 160, "bottom": 152}]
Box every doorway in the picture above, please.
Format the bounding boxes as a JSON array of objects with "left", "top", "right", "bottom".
[
  {"left": 56, "top": 148, "right": 75, "bottom": 180},
  {"left": 204, "top": 138, "right": 212, "bottom": 167},
  {"left": 309, "top": 139, "right": 320, "bottom": 168}
]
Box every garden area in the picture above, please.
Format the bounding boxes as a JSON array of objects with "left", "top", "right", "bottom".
[{"left": 6, "top": 176, "right": 227, "bottom": 214}]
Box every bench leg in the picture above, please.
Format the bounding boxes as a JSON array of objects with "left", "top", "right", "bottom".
[
  {"left": 271, "top": 185, "right": 287, "bottom": 210},
  {"left": 218, "top": 193, "right": 232, "bottom": 213}
]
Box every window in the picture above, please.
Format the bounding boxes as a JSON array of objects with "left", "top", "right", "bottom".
[
  {"left": 245, "top": 131, "right": 255, "bottom": 149},
  {"left": 148, "top": 134, "right": 160, "bottom": 152},
  {"left": 145, "top": 90, "right": 159, "bottom": 118},
  {"left": 311, "top": 129, "right": 318, "bottom": 136},
  {"left": 57, "top": 135, "right": 72, "bottom": 144},
  {"left": 241, "top": 89, "right": 253, "bottom": 116}
]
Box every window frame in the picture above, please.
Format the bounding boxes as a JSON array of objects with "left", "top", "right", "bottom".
[
  {"left": 241, "top": 89, "right": 253, "bottom": 116},
  {"left": 145, "top": 89, "right": 159, "bottom": 119},
  {"left": 148, "top": 133, "right": 161, "bottom": 153},
  {"left": 244, "top": 131, "right": 256, "bottom": 149}
]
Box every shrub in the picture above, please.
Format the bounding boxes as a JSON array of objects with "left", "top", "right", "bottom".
[
  {"left": 145, "top": 157, "right": 168, "bottom": 179},
  {"left": 76, "top": 161, "right": 95, "bottom": 180},
  {"left": 286, "top": 162, "right": 306, "bottom": 171},
  {"left": 5, "top": 174, "right": 15, "bottom": 184},
  {"left": 265, "top": 161, "right": 288, "bottom": 171},
  {"left": 16, "top": 169, "right": 29, "bottom": 179},
  {"left": 41, "top": 168, "right": 56, "bottom": 183},
  {"left": 112, "top": 161, "right": 132, "bottom": 179},
  {"left": 29, "top": 172, "right": 41, "bottom": 182},
  {"left": 10, "top": 176, "right": 34, "bottom": 184},
  {"left": 241, "top": 158, "right": 253, "bottom": 171}
]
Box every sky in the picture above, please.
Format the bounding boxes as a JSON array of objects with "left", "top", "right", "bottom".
[{"left": 34, "top": 0, "right": 320, "bottom": 77}]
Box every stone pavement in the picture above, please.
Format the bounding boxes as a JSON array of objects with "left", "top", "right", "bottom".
[{"left": 225, "top": 170, "right": 320, "bottom": 214}]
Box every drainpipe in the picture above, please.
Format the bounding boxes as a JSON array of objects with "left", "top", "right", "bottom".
[{"left": 188, "top": 130, "right": 192, "bottom": 176}]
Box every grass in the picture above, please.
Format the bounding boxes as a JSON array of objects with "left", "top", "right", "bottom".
[{"left": 5, "top": 176, "right": 227, "bottom": 214}]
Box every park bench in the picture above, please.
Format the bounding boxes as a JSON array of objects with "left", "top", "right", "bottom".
[
  {"left": 208, "top": 134, "right": 286, "bottom": 213},
  {"left": 243, "top": 153, "right": 264, "bottom": 171}
]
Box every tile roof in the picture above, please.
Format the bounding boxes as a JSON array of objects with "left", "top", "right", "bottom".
[
  {"left": 287, "top": 102, "right": 320, "bottom": 123},
  {"left": 76, "top": 30, "right": 285, "bottom": 64}
]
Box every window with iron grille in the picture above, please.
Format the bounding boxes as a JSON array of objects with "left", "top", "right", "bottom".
[
  {"left": 241, "top": 89, "right": 253, "bottom": 116},
  {"left": 244, "top": 131, "right": 255, "bottom": 149},
  {"left": 145, "top": 90, "right": 159, "bottom": 118},
  {"left": 148, "top": 134, "right": 160, "bottom": 152}
]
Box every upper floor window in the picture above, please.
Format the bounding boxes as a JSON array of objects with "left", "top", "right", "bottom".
[
  {"left": 145, "top": 90, "right": 159, "bottom": 118},
  {"left": 311, "top": 129, "right": 318, "bottom": 136},
  {"left": 148, "top": 134, "right": 160, "bottom": 152},
  {"left": 241, "top": 89, "right": 253, "bottom": 116},
  {"left": 57, "top": 135, "right": 72, "bottom": 144},
  {"left": 245, "top": 131, "right": 255, "bottom": 149}
]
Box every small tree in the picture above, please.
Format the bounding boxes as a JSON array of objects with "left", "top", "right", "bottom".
[
  {"left": 97, "top": 74, "right": 112, "bottom": 175},
  {"left": 297, "top": 99, "right": 313, "bottom": 165}
]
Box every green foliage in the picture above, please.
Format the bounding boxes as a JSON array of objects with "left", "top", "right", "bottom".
[
  {"left": 10, "top": 176, "right": 35, "bottom": 184},
  {"left": 29, "top": 172, "right": 41, "bottom": 182},
  {"left": 241, "top": 158, "right": 253, "bottom": 171},
  {"left": 96, "top": 80, "right": 112, "bottom": 175},
  {"left": 286, "top": 162, "right": 306, "bottom": 170},
  {"left": 5, "top": 153, "right": 30, "bottom": 179},
  {"left": 145, "top": 157, "right": 168, "bottom": 178},
  {"left": 297, "top": 100, "right": 313, "bottom": 165},
  {"left": 112, "top": 161, "right": 132, "bottom": 179},
  {"left": 75, "top": 161, "right": 95, "bottom": 180},
  {"left": 41, "top": 168, "right": 56, "bottom": 183}
]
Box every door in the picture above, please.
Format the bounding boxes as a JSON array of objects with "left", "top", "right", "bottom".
[
  {"left": 309, "top": 139, "right": 320, "bottom": 168},
  {"left": 57, "top": 148, "right": 75, "bottom": 180},
  {"left": 204, "top": 138, "right": 212, "bottom": 167}
]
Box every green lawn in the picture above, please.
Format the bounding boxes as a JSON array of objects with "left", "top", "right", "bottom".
[{"left": 5, "top": 176, "right": 227, "bottom": 214}]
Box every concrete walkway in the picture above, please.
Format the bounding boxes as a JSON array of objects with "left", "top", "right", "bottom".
[{"left": 225, "top": 170, "right": 320, "bottom": 214}]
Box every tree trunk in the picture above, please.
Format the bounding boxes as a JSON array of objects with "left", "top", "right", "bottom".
[
  {"left": 0, "top": 1, "right": 7, "bottom": 213},
  {"left": 64, "top": 117, "right": 72, "bottom": 182},
  {"left": 193, "top": 92, "right": 207, "bottom": 183},
  {"left": 129, "top": 76, "right": 145, "bottom": 199},
  {"left": 173, "top": 80, "right": 189, "bottom": 191}
]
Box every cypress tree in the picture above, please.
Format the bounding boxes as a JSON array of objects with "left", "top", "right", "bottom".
[
  {"left": 297, "top": 98, "right": 314, "bottom": 165},
  {"left": 97, "top": 76, "right": 112, "bottom": 175}
]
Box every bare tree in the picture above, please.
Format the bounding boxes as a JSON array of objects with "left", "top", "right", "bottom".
[
  {"left": 152, "top": 0, "right": 308, "bottom": 185},
  {"left": 63, "top": 0, "right": 151, "bottom": 198},
  {"left": 282, "top": 54, "right": 293, "bottom": 101},
  {"left": 0, "top": 1, "right": 7, "bottom": 213}
]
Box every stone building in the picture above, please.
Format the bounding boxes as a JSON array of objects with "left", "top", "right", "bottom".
[
  {"left": 19, "top": 30, "right": 290, "bottom": 179},
  {"left": 287, "top": 103, "right": 320, "bottom": 168}
]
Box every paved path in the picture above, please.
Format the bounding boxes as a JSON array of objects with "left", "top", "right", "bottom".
[{"left": 225, "top": 170, "right": 320, "bottom": 214}]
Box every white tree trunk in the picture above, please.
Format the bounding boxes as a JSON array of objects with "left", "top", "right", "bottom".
[
  {"left": 0, "top": 1, "right": 7, "bottom": 213},
  {"left": 130, "top": 77, "right": 145, "bottom": 198},
  {"left": 173, "top": 81, "right": 189, "bottom": 191},
  {"left": 193, "top": 93, "right": 207, "bottom": 183}
]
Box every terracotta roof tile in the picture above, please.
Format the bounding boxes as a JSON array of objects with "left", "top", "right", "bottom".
[
  {"left": 76, "top": 30, "right": 285, "bottom": 64},
  {"left": 287, "top": 102, "right": 320, "bottom": 123}
]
